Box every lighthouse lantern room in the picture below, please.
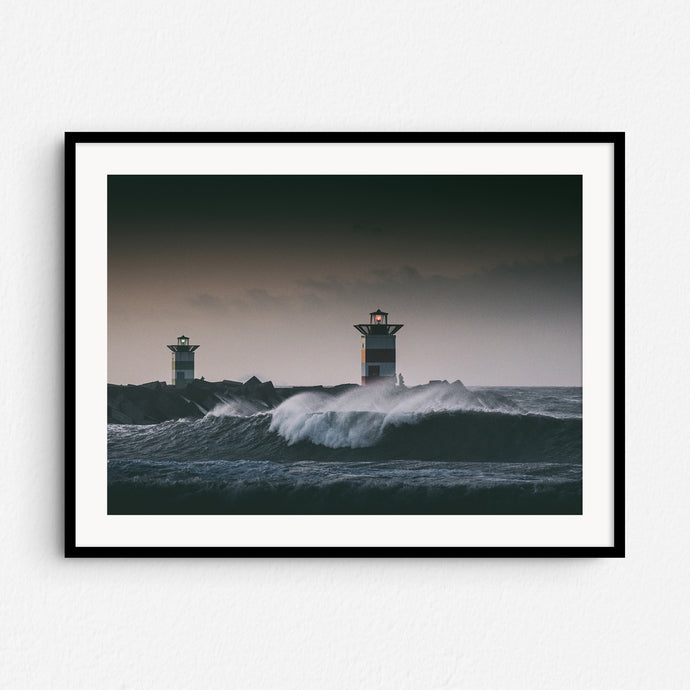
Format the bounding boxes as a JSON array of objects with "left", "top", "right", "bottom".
[
  {"left": 166, "top": 335, "right": 199, "bottom": 388},
  {"left": 353, "top": 309, "right": 404, "bottom": 385}
]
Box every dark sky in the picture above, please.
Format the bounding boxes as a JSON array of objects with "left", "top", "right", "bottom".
[{"left": 108, "top": 175, "right": 582, "bottom": 386}]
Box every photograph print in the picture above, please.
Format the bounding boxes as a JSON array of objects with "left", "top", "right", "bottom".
[{"left": 68, "top": 134, "right": 622, "bottom": 555}]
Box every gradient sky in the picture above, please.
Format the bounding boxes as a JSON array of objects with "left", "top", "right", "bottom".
[{"left": 108, "top": 175, "right": 582, "bottom": 386}]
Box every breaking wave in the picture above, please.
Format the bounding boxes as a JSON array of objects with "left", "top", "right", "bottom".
[
  {"left": 107, "top": 384, "right": 582, "bottom": 514},
  {"left": 109, "top": 383, "right": 580, "bottom": 463}
]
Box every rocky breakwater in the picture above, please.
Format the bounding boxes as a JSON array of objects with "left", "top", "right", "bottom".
[{"left": 107, "top": 377, "right": 358, "bottom": 425}]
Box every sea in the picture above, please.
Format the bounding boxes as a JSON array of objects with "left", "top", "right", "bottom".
[{"left": 108, "top": 383, "right": 582, "bottom": 515}]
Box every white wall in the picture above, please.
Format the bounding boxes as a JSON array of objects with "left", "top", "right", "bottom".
[{"left": 2, "top": 1, "right": 688, "bottom": 687}]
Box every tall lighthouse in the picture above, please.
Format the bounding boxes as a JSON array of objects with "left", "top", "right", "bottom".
[
  {"left": 354, "top": 309, "right": 403, "bottom": 385},
  {"left": 167, "top": 335, "right": 199, "bottom": 388}
]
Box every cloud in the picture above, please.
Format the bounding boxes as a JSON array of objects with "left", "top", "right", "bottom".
[
  {"left": 294, "top": 255, "right": 582, "bottom": 321},
  {"left": 298, "top": 276, "right": 354, "bottom": 293},
  {"left": 229, "top": 288, "right": 294, "bottom": 313},
  {"left": 220, "top": 255, "right": 581, "bottom": 324},
  {"left": 188, "top": 292, "right": 227, "bottom": 314}
]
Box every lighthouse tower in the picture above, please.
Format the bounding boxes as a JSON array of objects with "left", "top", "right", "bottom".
[
  {"left": 166, "top": 335, "right": 199, "bottom": 388},
  {"left": 354, "top": 309, "right": 403, "bottom": 385}
]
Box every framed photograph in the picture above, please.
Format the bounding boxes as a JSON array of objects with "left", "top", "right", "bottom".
[{"left": 66, "top": 132, "right": 624, "bottom": 556}]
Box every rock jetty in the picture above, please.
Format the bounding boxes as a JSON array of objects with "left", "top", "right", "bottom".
[{"left": 107, "top": 377, "right": 357, "bottom": 425}]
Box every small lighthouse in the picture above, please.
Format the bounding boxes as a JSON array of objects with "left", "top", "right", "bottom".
[
  {"left": 354, "top": 309, "right": 403, "bottom": 385},
  {"left": 166, "top": 335, "right": 199, "bottom": 388}
]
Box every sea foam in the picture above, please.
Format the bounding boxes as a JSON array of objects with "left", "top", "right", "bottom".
[{"left": 268, "top": 381, "right": 508, "bottom": 448}]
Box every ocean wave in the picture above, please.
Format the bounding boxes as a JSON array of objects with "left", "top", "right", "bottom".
[
  {"left": 265, "top": 384, "right": 580, "bottom": 460},
  {"left": 108, "top": 409, "right": 581, "bottom": 464},
  {"left": 107, "top": 385, "right": 582, "bottom": 514},
  {"left": 108, "top": 458, "right": 582, "bottom": 515},
  {"left": 267, "top": 382, "right": 513, "bottom": 448}
]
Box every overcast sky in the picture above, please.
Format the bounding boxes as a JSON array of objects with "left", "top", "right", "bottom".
[{"left": 108, "top": 174, "right": 582, "bottom": 386}]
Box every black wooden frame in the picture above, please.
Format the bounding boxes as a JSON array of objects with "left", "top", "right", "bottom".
[{"left": 65, "top": 132, "right": 624, "bottom": 558}]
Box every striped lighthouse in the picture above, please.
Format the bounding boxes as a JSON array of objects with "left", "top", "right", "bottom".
[
  {"left": 354, "top": 309, "right": 404, "bottom": 385},
  {"left": 166, "top": 335, "right": 199, "bottom": 388}
]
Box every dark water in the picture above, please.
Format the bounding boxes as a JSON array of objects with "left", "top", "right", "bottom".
[{"left": 108, "top": 383, "right": 582, "bottom": 514}]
